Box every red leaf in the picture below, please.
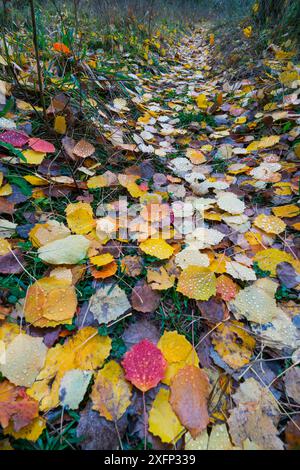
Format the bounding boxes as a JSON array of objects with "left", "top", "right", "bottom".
[
  {"left": 122, "top": 339, "right": 167, "bottom": 392},
  {"left": 0, "top": 130, "right": 29, "bottom": 148},
  {"left": 28, "top": 137, "right": 55, "bottom": 153}
]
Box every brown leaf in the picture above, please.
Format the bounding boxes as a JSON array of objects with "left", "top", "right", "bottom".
[
  {"left": 170, "top": 365, "right": 210, "bottom": 438},
  {"left": 0, "top": 249, "right": 25, "bottom": 274},
  {"left": 122, "top": 319, "right": 160, "bottom": 349},
  {"left": 196, "top": 297, "right": 226, "bottom": 323},
  {"left": 77, "top": 401, "right": 128, "bottom": 450},
  {"left": 130, "top": 280, "right": 161, "bottom": 313}
]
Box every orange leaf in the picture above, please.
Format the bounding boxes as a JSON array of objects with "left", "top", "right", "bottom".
[
  {"left": 170, "top": 365, "right": 210, "bottom": 438},
  {"left": 53, "top": 42, "right": 71, "bottom": 54},
  {"left": 0, "top": 380, "right": 38, "bottom": 431}
]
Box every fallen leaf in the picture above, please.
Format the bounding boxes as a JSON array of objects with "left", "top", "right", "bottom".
[
  {"left": 149, "top": 388, "right": 184, "bottom": 444},
  {"left": 170, "top": 365, "right": 210, "bottom": 438},
  {"left": 122, "top": 339, "right": 167, "bottom": 392},
  {"left": 91, "top": 360, "right": 132, "bottom": 421}
]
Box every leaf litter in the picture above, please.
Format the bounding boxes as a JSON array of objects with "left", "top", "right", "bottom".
[{"left": 0, "top": 10, "right": 299, "bottom": 451}]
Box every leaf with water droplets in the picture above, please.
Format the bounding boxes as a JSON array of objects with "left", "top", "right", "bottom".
[
  {"left": 177, "top": 266, "right": 216, "bottom": 300},
  {"left": 122, "top": 339, "right": 167, "bottom": 392}
]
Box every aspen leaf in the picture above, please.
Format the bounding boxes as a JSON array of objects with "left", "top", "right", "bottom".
[
  {"left": 122, "top": 339, "right": 167, "bottom": 392},
  {"left": 212, "top": 321, "right": 255, "bottom": 369},
  {"left": 177, "top": 266, "right": 216, "bottom": 300},
  {"left": 272, "top": 204, "right": 300, "bottom": 218},
  {"left": 54, "top": 115, "right": 67, "bottom": 134},
  {"left": 73, "top": 139, "right": 95, "bottom": 158},
  {"left": 28, "top": 137, "right": 55, "bottom": 153},
  {"left": 4, "top": 416, "right": 46, "bottom": 442},
  {"left": 254, "top": 214, "right": 286, "bottom": 235},
  {"left": 24, "top": 276, "right": 77, "bottom": 327},
  {"left": 149, "top": 388, "right": 185, "bottom": 444},
  {"left": 139, "top": 238, "right": 174, "bottom": 259},
  {"left": 89, "top": 284, "right": 130, "bottom": 324},
  {"left": 0, "top": 380, "right": 38, "bottom": 431},
  {"left": 59, "top": 369, "right": 92, "bottom": 409},
  {"left": 157, "top": 330, "right": 199, "bottom": 385},
  {"left": 91, "top": 361, "right": 132, "bottom": 421},
  {"left": 0, "top": 334, "right": 47, "bottom": 387},
  {"left": 170, "top": 365, "right": 210, "bottom": 438},
  {"left": 38, "top": 235, "right": 90, "bottom": 265},
  {"left": 66, "top": 202, "right": 95, "bottom": 235},
  {"left": 29, "top": 220, "right": 70, "bottom": 248},
  {"left": 253, "top": 248, "right": 294, "bottom": 277},
  {"left": 246, "top": 135, "right": 280, "bottom": 152},
  {"left": 186, "top": 424, "right": 235, "bottom": 450},
  {"left": 28, "top": 327, "right": 111, "bottom": 411},
  {"left": 22, "top": 149, "right": 46, "bottom": 165}
]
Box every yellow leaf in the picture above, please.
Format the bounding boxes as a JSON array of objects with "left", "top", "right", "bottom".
[
  {"left": 90, "top": 253, "right": 114, "bottom": 267},
  {"left": 149, "top": 388, "right": 185, "bottom": 443},
  {"left": 177, "top": 266, "right": 216, "bottom": 300},
  {"left": 0, "top": 334, "right": 47, "bottom": 387},
  {"left": 254, "top": 214, "right": 286, "bottom": 235},
  {"left": 186, "top": 148, "right": 206, "bottom": 164},
  {"left": 38, "top": 234, "right": 90, "bottom": 265},
  {"left": 158, "top": 330, "right": 194, "bottom": 363},
  {"left": 139, "top": 238, "right": 174, "bottom": 259},
  {"left": 157, "top": 330, "right": 199, "bottom": 384},
  {"left": 254, "top": 248, "right": 294, "bottom": 277},
  {"left": 22, "top": 150, "right": 46, "bottom": 165},
  {"left": 147, "top": 266, "right": 175, "bottom": 290},
  {"left": 4, "top": 417, "right": 46, "bottom": 441},
  {"left": 0, "top": 238, "right": 11, "bottom": 255},
  {"left": 87, "top": 175, "right": 108, "bottom": 189},
  {"left": 28, "top": 327, "right": 111, "bottom": 411},
  {"left": 195, "top": 94, "right": 209, "bottom": 110},
  {"left": 23, "top": 175, "right": 48, "bottom": 185},
  {"left": 66, "top": 202, "right": 95, "bottom": 235},
  {"left": 279, "top": 70, "right": 300, "bottom": 86},
  {"left": 272, "top": 204, "right": 300, "bottom": 218},
  {"left": 54, "top": 115, "right": 67, "bottom": 134},
  {"left": 0, "top": 183, "right": 12, "bottom": 196},
  {"left": 29, "top": 220, "right": 70, "bottom": 248},
  {"left": 243, "top": 26, "right": 252, "bottom": 38},
  {"left": 246, "top": 135, "right": 280, "bottom": 152},
  {"left": 209, "top": 33, "right": 215, "bottom": 46},
  {"left": 91, "top": 360, "right": 132, "bottom": 421},
  {"left": 212, "top": 321, "right": 255, "bottom": 369}
]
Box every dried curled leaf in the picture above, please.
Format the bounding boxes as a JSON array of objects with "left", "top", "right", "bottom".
[{"left": 228, "top": 378, "right": 283, "bottom": 450}]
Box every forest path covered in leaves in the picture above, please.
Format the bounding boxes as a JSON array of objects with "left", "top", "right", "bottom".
[{"left": 0, "top": 23, "right": 300, "bottom": 451}]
